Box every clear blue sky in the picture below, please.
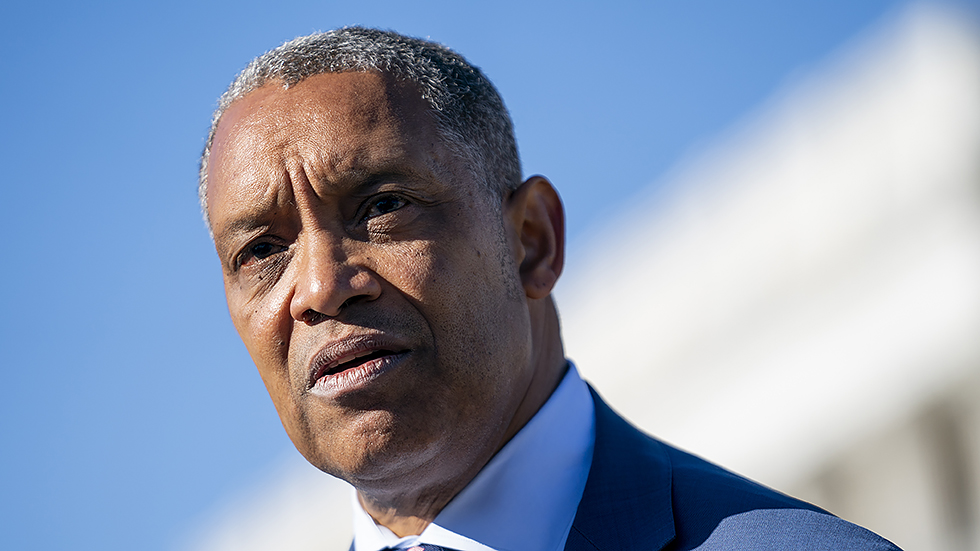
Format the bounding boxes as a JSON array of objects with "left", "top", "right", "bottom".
[{"left": 2, "top": 1, "right": 971, "bottom": 549}]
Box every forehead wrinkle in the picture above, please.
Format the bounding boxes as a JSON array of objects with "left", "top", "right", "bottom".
[
  {"left": 296, "top": 131, "right": 429, "bottom": 201},
  {"left": 283, "top": 153, "right": 327, "bottom": 215},
  {"left": 212, "top": 170, "right": 291, "bottom": 251},
  {"left": 213, "top": 71, "right": 473, "bottom": 242}
]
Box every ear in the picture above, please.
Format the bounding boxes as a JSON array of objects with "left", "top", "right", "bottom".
[{"left": 504, "top": 176, "right": 565, "bottom": 300}]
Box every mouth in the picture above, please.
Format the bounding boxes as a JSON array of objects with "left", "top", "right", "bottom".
[{"left": 307, "top": 337, "right": 410, "bottom": 395}]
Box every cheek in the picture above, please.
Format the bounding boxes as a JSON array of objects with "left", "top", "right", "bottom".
[
  {"left": 388, "top": 241, "right": 496, "bottom": 329},
  {"left": 411, "top": 236, "right": 526, "bottom": 352},
  {"left": 226, "top": 280, "right": 294, "bottom": 385},
  {"left": 227, "top": 285, "right": 309, "bottom": 441},
  {"left": 375, "top": 241, "right": 444, "bottom": 299}
]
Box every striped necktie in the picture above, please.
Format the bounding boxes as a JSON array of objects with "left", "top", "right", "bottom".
[{"left": 384, "top": 545, "right": 462, "bottom": 551}]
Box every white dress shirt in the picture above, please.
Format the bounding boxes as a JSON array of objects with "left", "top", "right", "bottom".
[{"left": 352, "top": 364, "right": 596, "bottom": 551}]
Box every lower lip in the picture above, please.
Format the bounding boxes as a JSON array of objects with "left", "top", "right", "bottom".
[{"left": 308, "top": 352, "right": 408, "bottom": 396}]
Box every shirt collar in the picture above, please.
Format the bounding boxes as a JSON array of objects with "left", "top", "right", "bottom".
[{"left": 352, "top": 363, "right": 596, "bottom": 551}]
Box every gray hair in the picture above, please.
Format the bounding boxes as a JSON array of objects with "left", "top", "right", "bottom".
[{"left": 199, "top": 27, "right": 522, "bottom": 223}]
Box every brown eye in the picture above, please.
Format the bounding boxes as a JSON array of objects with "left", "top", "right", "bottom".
[
  {"left": 250, "top": 242, "right": 278, "bottom": 259},
  {"left": 364, "top": 195, "right": 407, "bottom": 220},
  {"left": 240, "top": 241, "right": 285, "bottom": 267}
]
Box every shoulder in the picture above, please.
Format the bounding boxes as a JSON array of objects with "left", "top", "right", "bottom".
[
  {"left": 678, "top": 507, "right": 901, "bottom": 550},
  {"left": 583, "top": 387, "right": 901, "bottom": 550},
  {"left": 663, "top": 443, "right": 824, "bottom": 525},
  {"left": 660, "top": 444, "right": 900, "bottom": 550}
]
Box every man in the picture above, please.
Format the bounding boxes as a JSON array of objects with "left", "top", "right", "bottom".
[{"left": 201, "top": 27, "right": 901, "bottom": 551}]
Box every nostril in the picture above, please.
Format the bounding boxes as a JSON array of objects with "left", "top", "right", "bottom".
[
  {"left": 303, "top": 309, "right": 326, "bottom": 324},
  {"left": 300, "top": 295, "right": 366, "bottom": 324}
]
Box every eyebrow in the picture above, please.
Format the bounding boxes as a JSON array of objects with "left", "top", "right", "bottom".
[
  {"left": 212, "top": 163, "right": 441, "bottom": 252},
  {"left": 211, "top": 213, "right": 274, "bottom": 259},
  {"left": 217, "top": 216, "right": 270, "bottom": 238},
  {"left": 330, "top": 165, "right": 438, "bottom": 194}
]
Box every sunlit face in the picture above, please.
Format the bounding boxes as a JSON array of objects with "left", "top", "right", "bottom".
[{"left": 206, "top": 71, "right": 535, "bottom": 490}]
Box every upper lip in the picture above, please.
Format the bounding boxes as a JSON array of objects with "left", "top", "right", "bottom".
[{"left": 306, "top": 334, "right": 410, "bottom": 389}]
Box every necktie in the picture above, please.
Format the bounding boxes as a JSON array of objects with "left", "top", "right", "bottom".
[{"left": 385, "top": 545, "right": 462, "bottom": 551}]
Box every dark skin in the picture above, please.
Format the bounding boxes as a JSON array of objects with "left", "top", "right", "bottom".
[{"left": 206, "top": 71, "right": 567, "bottom": 536}]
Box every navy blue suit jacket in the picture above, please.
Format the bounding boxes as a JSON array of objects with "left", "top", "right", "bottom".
[{"left": 564, "top": 388, "right": 902, "bottom": 550}]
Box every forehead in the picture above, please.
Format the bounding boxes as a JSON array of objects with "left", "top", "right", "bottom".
[
  {"left": 205, "top": 71, "right": 447, "bottom": 222},
  {"left": 214, "top": 71, "right": 426, "bottom": 153}
]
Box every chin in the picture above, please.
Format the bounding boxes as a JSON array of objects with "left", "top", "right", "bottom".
[{"left": 294, "top": 407, "right": 444, "bottom": 482}]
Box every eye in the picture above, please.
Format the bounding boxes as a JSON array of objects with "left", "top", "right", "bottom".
[
  {"left": 363, "top": 194, "right": 408, "bottom": 220},
  {"left": 250, "top": 242, "right": 279, "bottom": 259},
  {"left": 238, "top": 240, "right": 286, "bottom": 267}
]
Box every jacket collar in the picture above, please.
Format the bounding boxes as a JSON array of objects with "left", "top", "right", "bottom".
[{"left": 565, "top": 387, "right": 676, "bottom": 551}]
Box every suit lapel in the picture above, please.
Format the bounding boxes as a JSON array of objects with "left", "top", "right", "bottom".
[{"left": 565, "top": 387, "right": 676, "bottom": 551}]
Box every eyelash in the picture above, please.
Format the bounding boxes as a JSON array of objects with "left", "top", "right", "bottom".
[
  {"left": 234, "top": 193, "right": 411, "bottom": 270},
  {"left": 237, "top": 240, "right": 286, "bottom": 270},
  {"left": 362, "top": 193, "right": 408, "bottom": 221}
]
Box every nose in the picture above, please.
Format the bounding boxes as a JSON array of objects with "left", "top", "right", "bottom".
[{"left": 289, "top": 237, "right": 382, "bottom": 323}]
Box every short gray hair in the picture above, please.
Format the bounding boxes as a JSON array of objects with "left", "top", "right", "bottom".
[{"left": 199, "top": 27, "right": 522, "bottom": 222}]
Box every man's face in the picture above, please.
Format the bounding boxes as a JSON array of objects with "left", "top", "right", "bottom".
[{"left": 206, "top": 72, "right": 535, "bottom": 489}]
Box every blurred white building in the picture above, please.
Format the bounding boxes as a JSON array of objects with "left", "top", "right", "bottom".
[
  {"left": 183, "top": 4, "right": 980, "bottom": 550},
  {"left": 561, "top": 5, "right": 980, "bottom": 550}
]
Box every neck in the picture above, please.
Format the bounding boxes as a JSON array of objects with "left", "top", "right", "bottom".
[
  {"left": 358, "top": 297, "right": 567, "bottom": 538},
  {"left": 502, "top": 296, "right": 567, "bottom": 448},
  {"left": 356, "top": 489, "right": 454, "bottom": 538}
]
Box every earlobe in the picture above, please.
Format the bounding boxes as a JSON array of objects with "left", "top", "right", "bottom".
[{"left": 505, "top": 176, "right": 565, "bottom": 300}]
